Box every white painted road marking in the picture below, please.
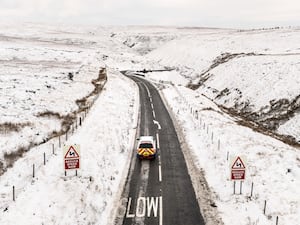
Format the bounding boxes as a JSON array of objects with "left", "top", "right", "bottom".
[
  {"left": 153, "top": 120, "right": 161, "bottom": 130},
  {"left": 147, "top": 197, "right": 159, "bottom": 217},
  {"left": 126, "top": 198, "right": 135, "bottom": 218},
  {"left": 152, "top": 110, "right": 156, "bottom": 118},
  {"left": 136, "top": 197, "right": 146, "bottom": 217},
  {"left": 141, "top": 80, "right": 151, "bottom": 97},
  {"left": 156, "top": 132, "right": 160, "bottom": 149},
  {"left": 158, "top": 164, "right": 162, "bottom": 182},
  {"left": 125, "top": 196, "right": 162, "bottom": 219},
  {"left": 159, "top": 196, "right": 163, "bottom": 225},
  {"left": 158, "top": 154, "right": 162, "bottom": 182}
]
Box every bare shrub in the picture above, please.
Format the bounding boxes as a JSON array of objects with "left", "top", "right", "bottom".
[
  {"left": 4, "top": 146, "right": 28, "bottom": 168},
  {"left": 76, "top": 98, "right": 87, "bottom": 110},
  {"left": 61, "top": 114, "right": 76, "bottom": 131},
  {"left": 0, "top": 122, "right": 31, "bottom": 134},
  {"left": 37, "top": 110, "right": 76, "bottom": 132},
  {"left": 75, "top": 67, "right": 107, "bottom": 111},
  {"left": 0, "top": 160, "right": 4, "bottom": 175},
  {"left": 37, "top": 111, "right": 61, "bottom": 118}
]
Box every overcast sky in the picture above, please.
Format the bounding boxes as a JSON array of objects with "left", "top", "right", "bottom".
[{"left": 0, "top": 0, "right": 299, "bottom": 28}]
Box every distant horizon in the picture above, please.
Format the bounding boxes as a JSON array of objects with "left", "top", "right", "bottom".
[
  {"left": 0, "top": 20, "right": 299, "bottom": 31},
  {"left": 0, "top": 0, "right": 299, "bottom": 30}
]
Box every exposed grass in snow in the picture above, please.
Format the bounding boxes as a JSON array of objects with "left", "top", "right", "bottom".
[{"left": 0, "top": 122, "right": 31, "bottom": 134}]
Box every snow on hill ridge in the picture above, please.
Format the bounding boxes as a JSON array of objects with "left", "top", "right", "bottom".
[{"left": 146, "top": 28, "right": 300, "bottom": 143}]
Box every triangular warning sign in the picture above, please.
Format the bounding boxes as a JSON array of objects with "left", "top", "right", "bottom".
[
  {"left": 64, "top": 146, "right": 80, "bottom": 158},
  {"left": 231, "top": 156, "right": 245, "bottom": 169}
]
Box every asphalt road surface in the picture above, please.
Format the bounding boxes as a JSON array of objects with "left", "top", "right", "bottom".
[{"left": 116, "top": 75, "right": 205, "bottom": 225}]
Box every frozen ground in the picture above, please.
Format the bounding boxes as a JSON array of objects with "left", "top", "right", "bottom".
[
  {"left": 0, "top": 23, "right": 299, "bottom": 225},
  {"left": 0, "top": 69, "right": 138, "bottom": 224},
  {"left": 0, "top": 23, "right": 108, "bottom": 172}
]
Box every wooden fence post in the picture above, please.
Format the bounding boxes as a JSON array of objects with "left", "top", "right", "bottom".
[
  {"left": 33, "top": 164, "right": 35, "bottom": 178},
  {"left": 13, "top": 186, "right": 15, "bottom": 201}
]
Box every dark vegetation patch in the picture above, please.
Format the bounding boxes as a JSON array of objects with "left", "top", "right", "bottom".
[
  {"left": 0, "top": 122, "right": 31, "bottom": 134},
  {"left": 188, "top": 52, "right": 300, "bottom": 147},
  {"left": 220, "top": 105, "right": 300, "bottom": 148},
  {"left": 4, "top": 146, "right": 30, "bottom": 168},
  {"left": 214, "top": 91, "right": 300, "bottom": 144},
  {"left": 202, "top": 90, "right": 300, "bottom": 147},
  {"left": 244, "top": 96, "right": 300, "bottom": 130}
]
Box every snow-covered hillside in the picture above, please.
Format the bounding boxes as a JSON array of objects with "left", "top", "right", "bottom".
[
  {"left": 146, "top": 28, "right": 300, "bottom": 144},
  {"left": 0, "top": 23, "right": 140, "bottom": 225},
  {"left": 0, "top": 23, "right": 299, "bottom": 225},
  {"left": 0, "top": 23, "right": 109, "bottom": 174}
]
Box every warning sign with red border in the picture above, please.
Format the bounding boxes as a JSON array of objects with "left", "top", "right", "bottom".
[
  {"left": 231, "top": 156, "right": 246, "bottom": 169},
  {"left": 64, "top": 145, "right": 80, "bottom": 170},
  {"left": 230, "top": 156, "right": 246, "bottom": 180}
]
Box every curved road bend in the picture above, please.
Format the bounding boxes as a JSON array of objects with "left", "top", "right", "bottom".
[{"left": 116, "top": 75, "right": 205, "bottom": 225}]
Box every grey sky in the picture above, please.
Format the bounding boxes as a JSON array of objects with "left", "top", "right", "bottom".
[{"left": 0, "top": 0, "right": 299, "bottom": 28}]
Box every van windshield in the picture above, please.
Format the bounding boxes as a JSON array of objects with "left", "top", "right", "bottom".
[{"left": 139, "top": 143, "right": 153, "bottom": 148}]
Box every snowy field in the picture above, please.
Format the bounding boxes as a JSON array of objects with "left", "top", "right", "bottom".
[
  {"left": 0, "top": 68, "right": 139, "bottom": 224},
  {"left": 0, "top": 23, "right": 299, "bottom": 225},
  {"left": 0, "top": 23, "right": 108, "bottom": 173}
]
